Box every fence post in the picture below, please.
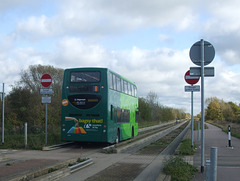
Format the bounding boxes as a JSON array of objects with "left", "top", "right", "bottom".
[{"left": 24, "top": 122, "right": 27, "bottom": 149}]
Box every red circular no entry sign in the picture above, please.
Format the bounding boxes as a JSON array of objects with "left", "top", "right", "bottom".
[
  {"left": 184, "top": 70, "right": 199, "bottom": 85},
  {"left": 41, "top": 74, "right": 52, "bottom": 87}
]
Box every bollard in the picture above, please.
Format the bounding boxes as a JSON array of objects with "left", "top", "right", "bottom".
[
  {"left": 206, "top": 159, "right": 211, "bottom": 181},
  {"left": 228, "top": 125, "right": 232, "bottom": 147},
  {"left": 210, "top": 147, "right": 218, "bottom": 181},
  {"left": 24, "top": 122, "right": 27, "bottom": 149}
]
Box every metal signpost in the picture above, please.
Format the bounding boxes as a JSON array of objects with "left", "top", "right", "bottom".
[
  {"left": 189, "top": 39, "right": 215, "bottom": 172},
  {"left": 41, "top": 74, "right": 53, "bottom": 146},
  {"left": 184, "top": 70, "right": 200, "bottom": 148}
]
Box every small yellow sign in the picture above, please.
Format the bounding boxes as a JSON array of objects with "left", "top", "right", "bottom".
[{"left": 62, "top": 99, "right": 69, "bottom": 106}]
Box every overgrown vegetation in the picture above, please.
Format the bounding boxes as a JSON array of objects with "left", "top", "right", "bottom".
[
  {"left": 178, "top": 139, "right": 195, "bottom": 155},
  {"left": 207, "top": 120, "right": 240, "bottom": 139},
  {"left": 163, "top": 156, "right": 197, "bottom": 181},
  {"left": 204, "top": 97, "right": 240, "bottom": 139},
  {"left": 0, "top": 65, "right": 187, "bottom": 149},
  {"left": 205, "top": 97, "right": 240, "bottom": 123},
  {"left": 138, "top": 122, "right": 189, "bottom": 155},
  {"left": 0, "top": 65, "right": 63, "bottom": 148},
  {"left": 138, "top": 91, "right": 186, "bottom": 127}
]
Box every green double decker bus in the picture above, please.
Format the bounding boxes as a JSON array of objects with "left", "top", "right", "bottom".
[{"left": 61, "top": 67, "right": 138, "bottom": 143}]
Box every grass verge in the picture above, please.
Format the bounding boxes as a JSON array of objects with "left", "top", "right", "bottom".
[
  {"left": 163, "top": 156, "right": 198, "bottom": 181},
  {"left": 207, "top": 120, "right": 240, "bottom": 139},
  {"left": 0, "top": 133, "right": 61, "bottom": 150},
  {"left": 178, "top": 139, "right": 196, "bottom": 155}
]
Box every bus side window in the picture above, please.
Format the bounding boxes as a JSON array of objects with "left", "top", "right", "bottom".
[
  {"left": 117, "top": 109, "right": 121, "bottom": 122},
  {"left": 131, "top": 84, "right": 134, "bottom": 96},
  {"left": 134, "top": 86, "right": 137, "bottom": 97},
  {"left": 124, "top": 81, "right": 128, "bottom": 94},
  {"left": 128, "top": 82, "right": 132, "bottom": 96},
  {"left": 120, "top": 78, "right": 124, "bottom": 93},
  {"left": 135, "top": 110, "right": 139, "bottom": 122},
  {"left": 109, "top": 73, "right": 113, "bottom": 89},
  {"left": 125, "top": 109, "right": 130, "bottom": 122},
  {"left": 116, "top": 76, "right": 121, "bottom": 92},
  {"left": 114, "top": 108, "right": 117, "bottom": 122},
  {"left": 113, "top": 74, "right": 116, "bottom": 90}
]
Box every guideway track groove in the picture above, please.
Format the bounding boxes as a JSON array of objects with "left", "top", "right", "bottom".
[{"left": 117, "top": 121, "right": 187, "bottom": 154}]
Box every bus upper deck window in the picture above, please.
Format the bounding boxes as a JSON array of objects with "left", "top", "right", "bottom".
[{"left": 71, "top": 71, "right": 101, "bottom": 83}]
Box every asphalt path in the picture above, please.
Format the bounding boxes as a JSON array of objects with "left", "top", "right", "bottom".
[{"left": 193, "top": 123, "right": 240, "bottom": 181}]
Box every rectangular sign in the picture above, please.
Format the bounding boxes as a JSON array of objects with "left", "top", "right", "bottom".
[
  {"left": 40, "top": 88, "right": 53, "bottom": 95},
  {"left": 190, "top": 67, "right": 214, "bottom": 77},
  {"left": 185, "top": 85, "right": 200, "bottom": 92},
  {"left": 42, "top": 96, "right": 51, "bottom": 104}
]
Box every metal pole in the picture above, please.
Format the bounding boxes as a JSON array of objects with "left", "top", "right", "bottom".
[
  {"left": 25, "top": 122, "right": 27, "bottom": 149},
  {"left": 210, "top": 147, "right": 218, "bottom": 181},
  {"left": 2, "top": 83, "right": 4, "bottom": 145},
  {"left": 45, "top": 103, "right": 48, "bottom": 146},
  {"left": 201, "top": 39, "right": 205, "bottom": 173},
  {"left": 191, "top": 86, "right": 194, "bottom": 147}
]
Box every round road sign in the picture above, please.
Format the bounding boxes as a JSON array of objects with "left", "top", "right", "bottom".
[
  {"left": 41, "top": 74, "right": 52, "bottom": 87},
  {"left": 184, "top": 70, "right": 200, "bottom": 85},
  {"left": 189, "top": 40, "right": 215, "bottom": 66}
]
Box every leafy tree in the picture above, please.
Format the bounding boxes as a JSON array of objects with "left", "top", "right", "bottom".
[
  {"left": 228, "top": 101, "right": 240, "bottom": 122},
  {"left": 138, "top": 91, "right": 186, "bottom": 124},
  {"left": 138, "top": 97, "right": 151, "bottom": 122},
  {"left": 205, "top": 97, "right": 240, "bottom": 123},
  {"left": 5, "top": 64, "right": 64, "bottom": 133},
  {"left": 205, "top": 98, "right": 224, "bottom": 121}
]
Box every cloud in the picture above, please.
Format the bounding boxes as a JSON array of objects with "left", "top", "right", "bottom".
[
  {"left": 13, "top": 0, "right": 197, "bottom": 41},
  {"left": 1, "top": 0, "right": 240, "bottom": 115},
  {"left": 0, "top": 0, "right": 33, "bottom": 12},
  {"left": 53, "top": 37, "right": 111, "bottom": 67},
  {"left": 51, "top": 36, "right": 191, "bottom": 93},
  {"left": 199, "top": 0, "right": 240, "bottom": 65},
  {"left": 15, "top": 15, "right": 56, "bottom": 41}
]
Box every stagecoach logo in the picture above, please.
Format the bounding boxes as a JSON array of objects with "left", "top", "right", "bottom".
[
  {"left": 84, "top": 124, "right": 91, "bottom": 128},
  {"left": 62, "top": 99, "right": 69, "bottom": 106}
]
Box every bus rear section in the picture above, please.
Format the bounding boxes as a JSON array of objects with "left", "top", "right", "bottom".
[{"left": 61, "top": 68, "right": 109, "bottom": 143}]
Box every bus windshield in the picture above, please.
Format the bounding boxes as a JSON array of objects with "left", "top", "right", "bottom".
[{"left": 70, "top": 71, "right": 101, "bottom": 83}]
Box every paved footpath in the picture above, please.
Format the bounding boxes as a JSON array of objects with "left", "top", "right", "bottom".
[{"left": 193, "top": 123, "right": 240, "bottom": 181}]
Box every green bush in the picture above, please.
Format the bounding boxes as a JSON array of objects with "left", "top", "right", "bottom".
[
  {"left": 163, "top": 156, "right": 197, "bottom": 181},
  {"left": 178, "top": 139, "right": 195, "bottom": 155}
]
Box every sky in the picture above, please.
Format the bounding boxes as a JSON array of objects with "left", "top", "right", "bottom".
[{"left": 0, "top": 0, "right": 240, "bottom": 115}]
